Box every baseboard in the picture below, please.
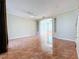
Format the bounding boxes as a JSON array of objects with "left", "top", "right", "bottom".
[
  {"left": 54, "top": 36, "right": 76, "bottom": 42},
  {"left": 8, "top": 35, "right": 36, "bottom": 40}
]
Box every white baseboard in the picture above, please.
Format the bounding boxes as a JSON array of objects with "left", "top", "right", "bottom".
[
  {"left": 54, "top": 36, "right": 76, "bottom": 42},
  {"left": 8, "top": 35, "right": 36, "bottom": 40}
]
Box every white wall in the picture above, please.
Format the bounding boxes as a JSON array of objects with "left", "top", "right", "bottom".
[
  {"left": 54, "top": 11, "right": 78, "bottom": 41},
  {"left": 7, "top": 13, "right": 37, "bottom": 39}
]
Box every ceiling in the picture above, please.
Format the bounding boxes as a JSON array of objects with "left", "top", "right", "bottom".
[{"left": 6, "top": 0, "right": 79, "bottom": 19}]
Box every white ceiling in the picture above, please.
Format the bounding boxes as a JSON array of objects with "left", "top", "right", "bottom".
[{"left": 6, "top": 0, "right": 79, "bottom": 19}]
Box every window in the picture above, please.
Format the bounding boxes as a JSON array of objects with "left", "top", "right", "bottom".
[{"left": 39, "top": 18, "right": 54, "bottom": 44}]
